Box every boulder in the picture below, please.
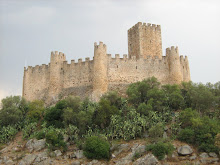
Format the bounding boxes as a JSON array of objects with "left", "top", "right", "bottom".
[
  {"left": 133, "top": 154, "right": 159, "bottom": 165},
  {"left": 200, "top": 158, "right": 219, "bottom": 164},
  {"left": 74, "top": 150, "right": 84, "bottom": 159},
  {"left": 132, "top": 144, "right": 146, "bottom": 154},
  {"left": 115, "top": 153, "right": 133, "bottom": 165},
  {"left": 71, "top": 160, "right": 81, "bottom": 165},
  {"left": 163, "top": 132, "right": 168, "bottom": 139},
  {"left": 199, "top": 152, "right": 209, "bottom": 158},
  {"left": 177, "top": 145, "right": 193, "bottom": 156},
  {"left": 112, "top": 144, "right": 130, "bottom": 156},
  {"left": 19, "top": 154, "right": 37, "bottom": 165},
  {"left": 26, "top": 139, "right": 46, "bottom": 152},
  {"left": 34, "top": 151, "right": 48, "bottom": 163},
  {"left": 209, "top": 152, "right": 217, "bottom": 158},
  {"left": 54, "top": 150, "right": 62, "bottom": 157},
  {"left": 189, "top": 155, "right": 197, "bottom": 160}
]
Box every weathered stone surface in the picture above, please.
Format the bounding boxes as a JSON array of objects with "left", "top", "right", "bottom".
[
  {"left": 34, "top": 151, "right": 48, "bottom": 163},
  {"left": 177, "top": 145, "right": 193, "bottom": 156},
  {"left": 71, "top": 160, "right": 81, "bottom": 165},
  {"left": 54, "top": 150, "right": 62, "bottom": 157},
  {"left": 23, "top": 22, "right": 191, "bottom": 104},
  {"left": 115, "top": 153, "right": 133, "bottom": 165},
  {"left": 132, "top": 144, "right": 146, "bottom": 154},
  {"left": 112, "top": 144, "right": 130, "bottom": 156},
  {"left": 199, "top": 152, "right": 209, "bottom": 158},
  {"left": 133, "top": 154, "right": 159, "bottom": 165},
  {"left": 19, "top": 154, "right": 37, "bottom": 165},
  {"left": 26, "top": 139, "right": 46, "bottom": 152},
  {"left": 209, "top": 152, "right": 217, "bottom": 158},
  {"left": 0, "top": 147, "right": 8, "bottom": 153},
  {"left": 200, "top": 157, "right": 219, "bottom": 164},
  {"left": 189, "top": 155, "right": 197, "bottom": 160},
  {"left": 163, "top": 132, "right": 168, "bottom": 139},
  {"left": 87, "top": 159, "right": 99, "bottom": 165},
  {"left": 74, "top": 150, "right": 84, "bottom": 159}
]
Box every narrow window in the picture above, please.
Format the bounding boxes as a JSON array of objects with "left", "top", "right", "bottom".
[{"left": 136, "top": 66, "right": 137, "bottom": 69}]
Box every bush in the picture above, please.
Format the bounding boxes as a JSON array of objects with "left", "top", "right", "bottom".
[
  {"left": 198, "top": 143, "right": 219, "bottom": 153},
  {"left": 83, "top": 136, "right": 110, "bottom": 160},
  {"left": 146, "top": 142, "right": 174, "bottom": 160},
  {"left": 148, "top": 122, "right": 164, "bottom": 139},
  {"left": 44, "top": 107, "right": 64, "bottom": 128},
  {"left": 22, "top": 122, "right": 37, "bottom": 139},
  {"left": 178, "top": 128, "right": 195, "bottom": 144},
  {"left": 35, "top": 130, "right": 46, "bottom": 140},
  {"left": 27, "top": 100, "right": 44, "bottom": 122},
  {"left": 45, "top": 129, "right": 67, "bottom": 152},
  {"left": 0, "top": 125, "right": 18, "bottom": 143}
]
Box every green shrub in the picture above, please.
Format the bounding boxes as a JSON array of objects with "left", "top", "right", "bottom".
[
  {"left": 178, "top": 128, "right": 195, "bottom": 143},
  {"left": 108, "top": 109, "right": 147, "bottom": 140},
  {"left": 35, "top": 130, "right": 46, "bottom": 140},
  {"left": 45, "top": 129, "right": 67, "bottom": 152},
  {"left": 44, "top": 107, "right": 64, "bottom": 128},
  {"left": 83, "top": 136, "right": 110, "bottom": 160},
  {"left": 27, "top": 100, "right": 44, "bottom": 122},
  {"left": 0, "top": 125, "right": 18, "bottom": 143},
  {"left": 198, "top": 143, "right": 219, "bottom": 153},
  {"left": 146, "top": 142, "right": 174, "bottom": 160},
  {"left": 148, "top": 122, "right": 164, "bottom": 140},
  {"left": 22, "top": 122, "right": 37, "bottom": 139}
]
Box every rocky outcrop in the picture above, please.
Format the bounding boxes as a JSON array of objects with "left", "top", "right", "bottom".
[
  {"left": 25, "top": 139, "right": 46, "bottom": 152},
  {"left": 177, "top": 145, "right": 193, "bottom": 156},
  {"left": 133, "top": 154, "right": 159, "bottom": 165}
]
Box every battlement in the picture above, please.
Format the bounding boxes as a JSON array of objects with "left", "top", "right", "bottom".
[
  {"left": 50, "top": 51, "right": 66, "bottom": 62},
  {"left": 94, "top": 41, "right": 107, "bottom": 50},
  {"left": 25, "top": 64, "right": 49, "bottom": 72},
  {"left": 23, "top": 21, "right": 190, "bottom": 104},
  {"left": 128, "top": 22, "right": 161, "bottom": 32},
  {"left": 166, "top": 46, "right": 179, "bottom": 57}
]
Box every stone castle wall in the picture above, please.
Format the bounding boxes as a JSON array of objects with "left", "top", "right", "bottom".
[{"left": 23, "top": 22, "right": 191, "bottom": 104}]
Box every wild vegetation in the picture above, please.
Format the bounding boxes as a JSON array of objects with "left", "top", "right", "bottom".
[{"left": 0, "top": 77, "right": 220, "bottom": 160}]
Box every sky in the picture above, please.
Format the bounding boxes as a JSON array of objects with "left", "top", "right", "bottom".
[{"left": 0, "top": 0, "right": 220, "bottom": 101}]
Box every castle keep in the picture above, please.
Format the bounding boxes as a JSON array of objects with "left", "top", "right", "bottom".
[{"left": 23, "top": 22, "right": 190, "bottom": 103}]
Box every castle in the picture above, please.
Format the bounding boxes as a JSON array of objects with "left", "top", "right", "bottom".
[{"left": 22, "top": 22, "right": 190, "bottom": 104}]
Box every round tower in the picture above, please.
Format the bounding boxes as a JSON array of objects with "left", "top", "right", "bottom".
[
  {"left": 167, "top": 46, "right": 183, "bottom": 84},
  {"left": 92, "top": 42, "right": 108, "bottom": 101},
  {"left": 48, "top": 51, "right": 66, "bottom": 103}
]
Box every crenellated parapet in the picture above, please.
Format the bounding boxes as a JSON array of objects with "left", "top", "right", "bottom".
[
  {"left": 128, "top": 22, "right": 162, "bottom": 59},
  {"left": 23, "top": 21, "right": 191, "bottom": 104}
]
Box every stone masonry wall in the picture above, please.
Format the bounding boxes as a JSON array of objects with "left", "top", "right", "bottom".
[{"left": 23, "top": 22, "right": 191, "bottom": 103}]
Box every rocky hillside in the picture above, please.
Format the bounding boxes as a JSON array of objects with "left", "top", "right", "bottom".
[{"left": 0, "top": 132, "right": 219, "bottom": 165}]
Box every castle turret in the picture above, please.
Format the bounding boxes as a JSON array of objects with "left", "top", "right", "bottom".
[
  {"left": 166, "top": 46, "right": 183, "bottom": 84},
  {"left": 183, "top": 56, "right": 191, "bottom": 82},
  {"left": 92, "top": 42, "right": 108, "bottom": 101},
  {"left": 48, "top": 51, "right": 66, "bottom": 103},
  {"left": 128, "top": 22, "right": 162, "bottom": 59}
]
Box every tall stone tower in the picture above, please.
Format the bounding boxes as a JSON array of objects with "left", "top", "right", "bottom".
[
  {"left": 166, "top": 46, "right": 183, "bottom": 84},
  {"left": 91, "top": 42, "right": 108, "bottom": 101},
  {"left": 128, "top": 22, "right": 162, "bottom": 59},
  {"left": 48, "top": 51, "right": 66, "bottom": 102}
]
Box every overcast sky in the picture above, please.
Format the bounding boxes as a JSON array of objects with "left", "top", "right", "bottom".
[{"left": 0, "top": 0, "right": 220, "bottom": 101}]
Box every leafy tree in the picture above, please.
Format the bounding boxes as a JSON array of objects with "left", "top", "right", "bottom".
[
  {"left": 0, "top": 96, "right": 28, "bottom": 127},
  {"left": 92, "top": 98, "right": 118, "bottom": 129},
  {"left": 44, "top": 107, "right": 64, "bottom": 128},
  {"left": 102, "top": 91, "right": 123, "bottom": 109},
  {"left": 162, "top": 84, "right": 184, "bottom": 110},
  {"left": 27, "top": 100, "right": 45, "bottom": 122}
]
